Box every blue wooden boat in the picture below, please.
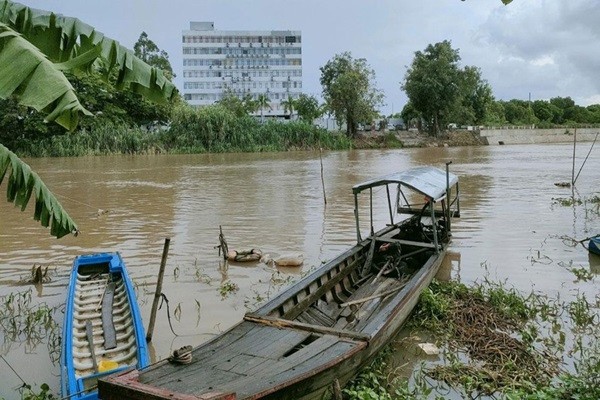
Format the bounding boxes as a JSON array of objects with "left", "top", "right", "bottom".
[
  {"left": 61, "top": 252, "right": 149, "bottom": 400},
  {"left": 99, "top": 165, "right": 461, "bottom": 400},
  {"left": 589, "top": 236, "right": 600, "bottom": 256}
]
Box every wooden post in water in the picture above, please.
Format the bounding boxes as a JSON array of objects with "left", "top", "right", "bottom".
[
  {"left": 320, "top": 147, "right": 327, "bottom": 205},
  {"left": 146, "top": 237, "right": 170, "bottom": 342},
  {"left": 446, "top": 161, "right": 453, "bottom": 233},
  {"left": 571, "top": 127, "right": 577, "bottom": 186}
]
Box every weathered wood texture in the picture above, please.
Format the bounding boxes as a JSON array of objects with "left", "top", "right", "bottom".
[
  {"left": 101, "top": 282, "right": 117, "bottom": 349},
  {"left": 100, "top": 214, "right": 450, "bottom": 400}
]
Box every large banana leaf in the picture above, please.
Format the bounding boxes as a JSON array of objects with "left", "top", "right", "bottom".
[
  {"left": 0, "top": 0, "right": 177, "bottom": 128},
  {"left": 0, "top": 22, "right": 92, "bottom": 130},
  {"left": 0, "top": 144, "right": 78, "bottom": 238}
]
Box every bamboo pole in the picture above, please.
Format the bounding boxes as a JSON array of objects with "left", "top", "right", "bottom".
[
  {"left": 571, "top": 127, "right": 577, "bottom": 186},
  {"left": 146, "top": 237, "right": 171, "bottom": 342},
  {"left": 320, "top": 147, "right": 327, "bottom": 205}
]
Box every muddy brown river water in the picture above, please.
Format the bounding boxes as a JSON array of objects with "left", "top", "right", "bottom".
[{"left": 0, "top": 144, "right": 598, "bottom": 397}]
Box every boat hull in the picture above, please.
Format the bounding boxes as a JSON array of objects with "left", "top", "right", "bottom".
[
  {"left": 61, "top": 252, "right": 149, "bottom": 400},
  {"left": 98, "top": 165, "right": 460, "bottom": 399},
  {"left": 99, "top": 226, "right": 447, "bottom": 400},
  {"left": 589, "top": 236, "right": 600, "bottom": 256}
]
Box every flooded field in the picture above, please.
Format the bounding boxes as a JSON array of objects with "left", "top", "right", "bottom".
[{"left": 0, "top": 143, "right": 598, "bottom": 398}]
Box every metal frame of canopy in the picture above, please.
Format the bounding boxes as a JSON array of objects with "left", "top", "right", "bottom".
[{"left": 352, "top": 163, "right": 460, "bottom": 253}]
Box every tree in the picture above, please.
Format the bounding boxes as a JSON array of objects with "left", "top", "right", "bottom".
[
  {"left": 0, "top": 0, "right": 177, "bottom": 237},
  {"left": 501, "top": 100, "right": 537, "bottom": 125},
  {"left": 456, "top": 66, "right": 494, "bottom": 125},
  {"left": 531, "top": 100, "right": 561, "bottom": 123},
  {"left": 281, "top": 95, "right": 296, "bottom": 119},
  {"left": 134, "top": 31, "right": 175, "bottom": 80},
  {"left": 549, "top": 97, "right": 577, "bottom": 124},
  {"left": 400, "top": 102, "right": 421, "bottom": 130},
  {"left": 402, "top": 41, "right": 462, "bottom": 135},
  {"left": 218, "top": 90, "right": 250, "bottom": 118},
  {"left": 256, "top": 93, "right": 271, "bottom": 123},
  {"left": 295, "top": 94, "right": 323, "bottom": 123},
  {"left": 320, "top": 52, "right": 384, "bottom": 137}
]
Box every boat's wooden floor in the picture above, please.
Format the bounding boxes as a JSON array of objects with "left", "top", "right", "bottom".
[
  {"left": 73, "top": 271, "right": 138, "bottom": 376},
  {"left": 140, "top": 321, "right": 366, "bottom": 398},
  {"left": 137, "top": 276, "right": 408, "bottom": 398}
]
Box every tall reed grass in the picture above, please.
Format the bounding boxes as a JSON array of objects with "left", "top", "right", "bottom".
[{"left": 14, "top": 104, "right": 352, "bottom": 157}]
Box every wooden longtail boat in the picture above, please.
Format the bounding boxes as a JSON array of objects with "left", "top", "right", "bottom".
[
  {"left": 61, "top": 252, "right": 149, "bottom": 400},
  {"left": 99, "top": 165, "right": 460, "bottom": 400}
]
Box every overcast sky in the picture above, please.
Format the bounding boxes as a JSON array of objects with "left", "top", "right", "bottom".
[{"left": 20, "top": 0, "right": 600, "bottom": 114}]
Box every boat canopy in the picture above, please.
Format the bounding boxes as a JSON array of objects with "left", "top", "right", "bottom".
[{"left": 352, "top": 166, "right": 458, "bottom": 202}]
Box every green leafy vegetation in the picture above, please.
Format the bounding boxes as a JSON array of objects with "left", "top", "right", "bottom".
[
  {"left": 0, "top": 144, "right": 78, "bottom": 237},
  {"left": 403, "top": 41, "right": 493, "bottom": 135},
  {"left": 320, "top": 52, "right": 384, "bottom": 137},
  {"left": 0, "top": 289, "right": 61, "bottom": 363},
  {"left": 346, "top": 279, "right": 600, "bottom": 399},
  {"left": 18, "top": 383, "right": 56, "bottom": 400},
  {"left": 0, "top": 0, "right": 179, "bottom": 238},
  {"left": 219, "top": 280, "right": 240, "bottom": 299}
]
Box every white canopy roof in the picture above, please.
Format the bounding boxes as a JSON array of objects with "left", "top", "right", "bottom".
[{"left": 352, "top": 166, "right": 458, "bottom": 202}]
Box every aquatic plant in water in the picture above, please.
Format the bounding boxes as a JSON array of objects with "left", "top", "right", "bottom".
[
  {"left": 0, "top": 289, "right": 61, "bottom": 358},
  {"left": 345, "top": 278, "right": 600, "bottom": 399}
]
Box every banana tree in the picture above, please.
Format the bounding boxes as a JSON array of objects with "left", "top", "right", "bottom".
[{"left": 0, "top": 0, "right": 177, "bottom": 238}]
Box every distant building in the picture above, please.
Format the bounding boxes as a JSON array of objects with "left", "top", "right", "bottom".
[{"left": 182, "top": 22, "right": 302, "bottom": 118}]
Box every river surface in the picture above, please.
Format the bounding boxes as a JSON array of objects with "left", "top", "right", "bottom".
[{"left": 0, "top": 144, "right": 598, "bottom": 397}]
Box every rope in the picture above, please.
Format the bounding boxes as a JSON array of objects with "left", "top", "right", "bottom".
[
  {"left": 53, "top": 192, "right": 99, "bottom": 210},
  {"left": 1, "top": 354, "right": 26, "bottom": 386},
  {"left": 158, "top": 293, "right": 180, "bottom": 337},
  {"left": 573, "top": 131, "right": 599, "bottom": 185},
  {"left": 168, "top": 345, "right": 193, "bottom": 365}
]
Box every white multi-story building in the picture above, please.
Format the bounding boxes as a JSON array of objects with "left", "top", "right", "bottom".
[{"left": 182, "top": 22, "right": 302, "bottom": 118}]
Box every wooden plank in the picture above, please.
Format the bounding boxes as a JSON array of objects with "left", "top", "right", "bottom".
[
  {"left": 243, "top": 329, "right": 312, "bottom": 359},
  {"left": 231, "top": 338, "right": 365, "bottom": 398},
  {"left": 101, "top": 281, "right": 117, "bottom": 350},
  {"left": 252, "top": 245, "right": 365, "bottom": 317},
  {"left": 360, "top": 238, "right": 377, "bottom": 276},
  {"left": 235, "top": 335, "right": 341, "bottom": 378},
  {"left": 145, "top": 325, "right": 312, "bottom": 388},
  {"left": 303, "top": 306, "right": 335, "bottom": 326},
  {"left": 222, "top": 353, "right": 271, "bottom": 375},
  {"left": 85, "top": 320, "right": 99, "bottom": 373},
  {"left": 376, "top": 237, "right": 437, "bottom": 249},
  {"left": 281, "top": 257, "right": 361, "bottom": 321},
  {"left": 140, "top": 321, "right": 255, "bottom": 383},
  {"left": 244, "top": 314, "right": 370, "bottom": 342},
  {"left": 340, "top": 284, "right": 406, "bottom": 308},
  {"left": 332, "top": 277, "right": 397, "bottom": 331},
  {"left": 100, "top": 368, "right": 236, "bottom": 400}
]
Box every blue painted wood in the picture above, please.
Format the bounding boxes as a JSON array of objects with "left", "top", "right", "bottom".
[
  {"left": 61, "top": 252, "right": 149, "bottom": 400},
  {"left": 589, "top": 236, "right": 600, "bottom": 255}
]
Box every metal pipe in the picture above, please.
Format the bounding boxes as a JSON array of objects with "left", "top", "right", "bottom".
[
  {"left": 446, "top": 161, "right": 452, "bottom": 233},
  {"left": 385, "top": 185, "right": 393, "bottom": 225},
  {"left": 369, "top": 188, "right": 374, "bottom": 236},
  {"left": 456, "top": 182, "right": 461, "bottom": 217},
  {"left": 431, "top": 202, "right": 439, "bottom": 253},
  {"left": 354, "top": 194, "right": 361, "bottom": 242}
]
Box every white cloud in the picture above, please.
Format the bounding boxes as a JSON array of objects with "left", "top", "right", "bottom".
[{"left": 18, "top": 0, "right": 600, "bottom": 111}]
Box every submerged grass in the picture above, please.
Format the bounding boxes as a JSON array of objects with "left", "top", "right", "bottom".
[{"left": 0, "top": 289, "right": 61, "bottom": 361}]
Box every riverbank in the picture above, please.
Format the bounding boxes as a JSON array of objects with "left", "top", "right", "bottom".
[
  {"left": 354, "top": 127, "right": 599, "bottom": 149},
  {"left": 353, "top": 130, "right": 486, "bottom": 149}
]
